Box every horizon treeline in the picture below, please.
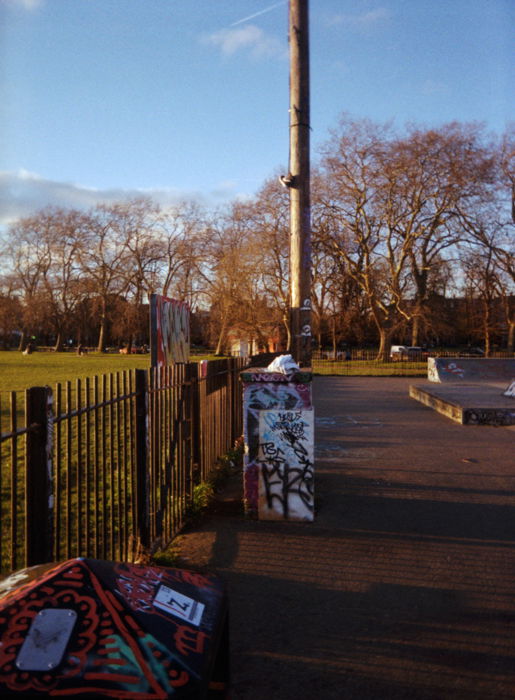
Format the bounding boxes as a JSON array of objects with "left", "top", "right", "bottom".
[{"left": 0, "top": 117, "right": 513, "bottom": 358}]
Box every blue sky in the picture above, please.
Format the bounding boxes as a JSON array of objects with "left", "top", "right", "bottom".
[{"left": 1, "top": 0, "right": 513, "bottom": 225}]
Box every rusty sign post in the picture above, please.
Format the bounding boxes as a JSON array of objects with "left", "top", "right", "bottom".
[{"left": 288, "top": 0, "right": 311, "bottom": 367}]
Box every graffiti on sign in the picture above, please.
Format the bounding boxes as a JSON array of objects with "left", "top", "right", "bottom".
[
  {"left": 150, "top": 294, "right": 190, "bottom": 367},
  {"left": 241, "top": 370, "right": 314, "bottom": 520},
  {"left": 257, "top": 409, "right": 314, "bottom": 521}
]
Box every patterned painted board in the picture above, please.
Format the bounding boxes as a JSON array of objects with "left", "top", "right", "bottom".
[{"left": 0, "top": 558, "right": 229, "bottom": 698}]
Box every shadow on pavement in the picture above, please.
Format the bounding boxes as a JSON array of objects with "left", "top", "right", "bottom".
[{"left": 177, "top": 377, "right": 515, "bottom": 699}]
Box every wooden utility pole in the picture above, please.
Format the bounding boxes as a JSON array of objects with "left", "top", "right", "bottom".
[{"left": 288, "top": 0, "right": 311, "bottom": 367}]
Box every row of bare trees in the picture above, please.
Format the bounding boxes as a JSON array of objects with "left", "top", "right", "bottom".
[{"left": 0, "top": 117, "right": 513, "bottom": 357}]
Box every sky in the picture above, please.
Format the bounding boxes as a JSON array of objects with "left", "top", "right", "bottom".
[{"left": 1, "top": 0, "right": 513, "bottom": 226}]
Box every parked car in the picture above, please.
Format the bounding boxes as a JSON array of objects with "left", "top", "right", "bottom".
[
  {"left": 390, "top": 345, "right": 429, "bottom": 361},
  {"left": 323, "top": 350, "right": 350, "bottom": 360},
  {"left": 465, "top": 347, "right": 484, "bottom": 356}
]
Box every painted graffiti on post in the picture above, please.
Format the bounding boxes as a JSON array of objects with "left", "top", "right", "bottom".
[
  {"left": 150, "top": 294, "right": 190, "bottom": 367},
  {"left": 258, "top": 409, "right": 314, "bottom": 521},
  {"left": 241, "top": 368, "right": 314, "bottom": 521}
]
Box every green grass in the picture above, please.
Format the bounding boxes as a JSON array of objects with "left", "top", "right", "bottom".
[
  {"left": 0, "top": 351, "right": 225, "bottom": 394},
  {"left": 0, "top": 350, "right": 150, "bottom": 394},
  {"left": 0, "top": 351, "right": 428, "bottom": 394}
]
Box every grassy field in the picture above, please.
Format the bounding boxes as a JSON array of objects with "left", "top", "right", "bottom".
[
  {"left": 0, "top": 350, "right": 229, "bottom": 394},
  {"left": 0, "top": 350, "right": 151, "bottom": 394},
  {"left": 0, "top": 350, "right": 429, "bottom": 395}
]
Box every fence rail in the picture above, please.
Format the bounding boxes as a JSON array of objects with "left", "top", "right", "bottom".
[
  {"left": 311, "top": 350, "right": 514, "bottom": 376},
  {"left": 0, "top": 357, "right": 247, "bottom": 575}
]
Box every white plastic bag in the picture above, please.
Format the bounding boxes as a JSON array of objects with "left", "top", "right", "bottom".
[{"left": 266, "top": 354, "right": 300, "bottom": 379}]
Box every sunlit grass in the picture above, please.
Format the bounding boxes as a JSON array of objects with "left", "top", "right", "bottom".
[
  {"left": 0, "top": 350, "right": 150, "bottom": 394},
  {"left": 0, "top": 350, "right": 224, "bottom": 394}
]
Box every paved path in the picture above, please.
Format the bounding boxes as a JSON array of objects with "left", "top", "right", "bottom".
[{"left": 175, "top": 377, "right": 515, "bottom": 699}]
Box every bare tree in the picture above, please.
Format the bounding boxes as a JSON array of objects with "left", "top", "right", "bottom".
[
  {"left": 456, "top": 126, "right": 514, "bottom": 352},
  {"left": 4, "top": 210, "right": 55, "bottom": 348},
  {"left": 247, "top": 178, "right": 292, "bottom": 348},
  {"left": 197, "top": 201, "right": 280, "bottom": 355},
  {"left": 157, "top": 201, "right": 206, "bottom": 310},
  {"left": 37, "top": 208, "right": 88, "bottom": 350},
  {"left": 316, "top": 117, "right": 413, "bottom": 359},
  {"left": 78, "top": 204, "right": 132, "bottom": 352},
  {"left": 389, "top": 122, "right": 497, "bottom": 345},
  {"left": 315, "top": 116, "right": 503, "bottom": 357}
]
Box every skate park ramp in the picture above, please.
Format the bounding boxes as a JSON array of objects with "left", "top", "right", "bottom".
[
  {"left": 427, "top": 357, "right": 515, "bottom": 384},
  {"left": 410, "top": 357, "right": 515, "bottom": 426}
]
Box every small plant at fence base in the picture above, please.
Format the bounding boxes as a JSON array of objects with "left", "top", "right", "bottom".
[
  {"left": 151, "top": 438, "right": 244, "bottom": 567},
  {"left": 166, "top": 438, "right": 245, "bottom": 535}
]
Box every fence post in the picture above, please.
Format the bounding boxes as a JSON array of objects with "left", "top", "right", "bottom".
[
  {"left": 187, "top": 362, "right": 201, "bottom": 486},
  {"left": 226, "top": 358, "right": 233, "bottom": 445},
  {"left": 25, "top": 386, "right": 54, "bottom": 566},
  {"left": 135, "top": 369, "right": 150, "bottom": 550}
]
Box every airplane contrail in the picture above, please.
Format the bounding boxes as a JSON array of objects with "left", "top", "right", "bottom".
[{"left": 230, "top": 1, "right": 286, "bottom": 27}]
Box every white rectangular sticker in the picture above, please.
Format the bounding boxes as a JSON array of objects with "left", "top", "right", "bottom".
[{"left": 153, "top": 585, "right": 204, "bottom": 627}]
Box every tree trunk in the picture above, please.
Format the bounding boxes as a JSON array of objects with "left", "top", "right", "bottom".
[
  {"left": 215, "top": 317, "right": 228, "bottom": 355},
  {"left": 482, "top": 301, "right": 491, "bottom": 358},
  {"left": 97, "top": 313, "right": 107, "bottom": 353},
  {"left": 507, "top": 321, "right": 514, "bottom": 354},
  {"left": 411, "top": 313, "right": 421, "bottom": 346},
  {"left": 283, "top": 315, "right": 291, "bottom": 352},
  {"left": 53, "top": 331, "right": 63, "bottom": 352},
  {"left": 377, "top": 326, "right": 394, "bottom": 362}
]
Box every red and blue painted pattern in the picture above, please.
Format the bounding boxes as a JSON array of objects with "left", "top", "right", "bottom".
[{"left": 0, "top": 558, "right": 227, "bottom": 698}]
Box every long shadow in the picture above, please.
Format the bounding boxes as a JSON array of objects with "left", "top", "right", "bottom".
[
  {"left": 315, "top": 469, "right": 515, "bottom": 543},
  {"left": 200, "top": 375, "right": 515, "bottom": 698},
  {"left": 218, "top": 564, "right": 515, "bottom": 700},
  {"left": 203, "top": 486, "right": 515, "bottom": 698}
]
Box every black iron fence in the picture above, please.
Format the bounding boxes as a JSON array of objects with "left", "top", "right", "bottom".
[
  {"left": 311, "top": 349, "right": 514, "bottom": 376},
  {"left": 0, "top": 358, "right": 247, "bottom": 575}
]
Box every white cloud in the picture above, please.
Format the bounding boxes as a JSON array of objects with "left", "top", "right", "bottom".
[
  {"left": 0, "top": 170, "right": 239, "bottom": 228},
  {"left": 2, "top": 0, "right": 43, "bottom": 10},
  {"left": 326, "top": 7, "right": 390, "bottom": 32},
  {"left": 202, "top": 24, "right": 286, "bottom": 59},
  {"left": 230, "top": 1, "right": 286, "bottom": 28}
]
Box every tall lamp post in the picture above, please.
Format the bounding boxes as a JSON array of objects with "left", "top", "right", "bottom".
[{"left": 287, "top": 0, "right": 311, "bottom": 367}]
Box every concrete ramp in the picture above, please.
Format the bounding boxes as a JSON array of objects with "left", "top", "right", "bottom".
[
  {"left": 411, "top": 357, "right": 515, "bottom": 425},
  {"left": 428, "top": 357, "right": 515, "bottom": 383},
  {"left": 410, "top": 383, "right": 515, "bottom": 425}
]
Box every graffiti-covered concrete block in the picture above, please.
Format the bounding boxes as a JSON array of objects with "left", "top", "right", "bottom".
[
  {"left": 257, "top": 409, "right": 314, "bottom": 521},
  {"left": 241, "top": 368, "right": 314, "bottom": 521}
]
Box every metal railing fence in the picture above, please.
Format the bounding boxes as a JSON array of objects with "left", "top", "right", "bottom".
[
  {"left": 312, "top": 349, "right": 514, "bottom": 376},
  {"left": 0, "top": 358, "right": 247, "bottom": 575}
]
